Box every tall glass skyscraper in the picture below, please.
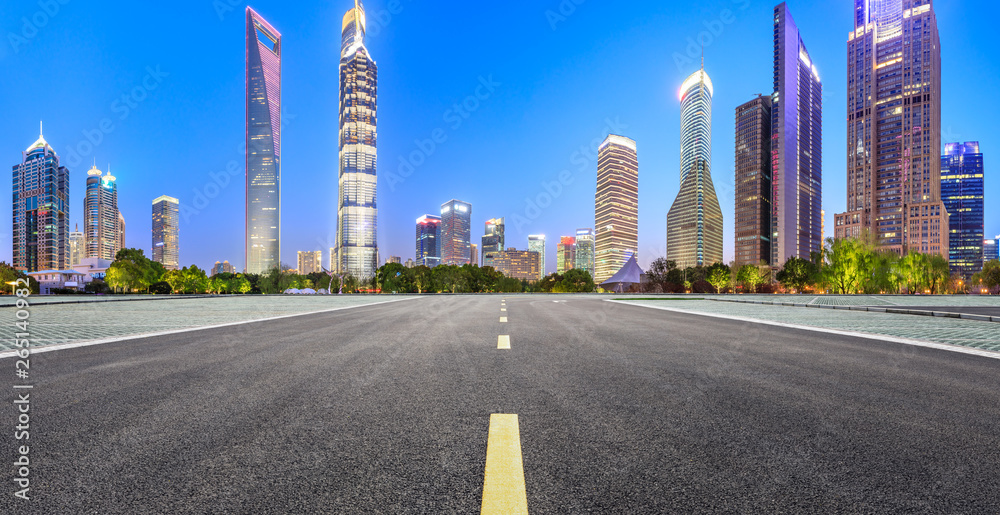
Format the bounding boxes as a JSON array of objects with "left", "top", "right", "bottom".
[
  {"left": 84, "top": 164, "right": 121, "bottom": 261},
  {"left": 69, "top": 224, "right": 83, "bottom": 267},
  {"left": 574, "top": 228, "right": 595, "bottom": 278},
  {"left": 835, "top": 0, "right": 947, "bottom": 259},
  {"left": 336, "top": 0, "right": 379, "bottom": 279},
  {"left": 667, "top": 65, "right": 723, "bottom": 269},
  {"left": 481, "top": 218, "right": 505, "bottom": 267},
  {"left": 415, "top": 215, "right": 441, "bottom": 268},
  {"left": 941, "top": 142, "right": 984, "bottom": 279},
  {"left": 246, "top": 8, "right": 282, "bottom": 274},
  {"left": 772, "top": 3, "right": 823, "bottom": 266},
  {"left": 556, "top": 236, "right": 576, "bottom": 274},
  {"left": 440, "top": 200, "right": 472, "bottom": 265},
  {"left": 12, "top": 125, "right": 69, "bottom": 272},
  {"left": 152, "top": 195, "right": 180, "bottom": 270},
  {"left": 984, "top": 237, "right": 999, "bottom": 266},
  {"left": 528, "top": 235, "right": 547, "bottom": 280},
  {"left": 734, "top": 95, "right": 772, "bottom": 268},
  {"left": 595, "top": 135, "right": 638, "bottom": 283}
]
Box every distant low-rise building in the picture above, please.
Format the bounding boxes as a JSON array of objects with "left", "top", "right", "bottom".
[
  {"left": 212, "top": 260, "right": 236, "bottom": 276},
  {"left": 985, "top": 237, "right": 999, "bottom": 265},
  {"left": 27, "top": 269, "right": 87, "bottom": 295},
  {"left": 493, "top": 249, "right": 541, "bottom": 282}
]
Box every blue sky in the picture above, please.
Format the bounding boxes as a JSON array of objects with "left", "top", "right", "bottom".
[{"left": 2, "top": 0, "right": 997, "bottom": 273}]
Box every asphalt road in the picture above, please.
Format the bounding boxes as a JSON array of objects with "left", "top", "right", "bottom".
[{"left": 4, "top": 295, "right": 1000, "bottom": 513}]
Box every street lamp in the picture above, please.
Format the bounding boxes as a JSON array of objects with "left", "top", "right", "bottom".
[{"left": 6, "top": 281, "right": 17, "bottom": 295}]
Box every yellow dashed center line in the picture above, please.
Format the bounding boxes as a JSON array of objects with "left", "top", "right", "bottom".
[
  {"left": 481, "top": 414, "right": 528, "bottom": 514},
  {"left": 501, "top": 308, "right": 507, "bottom": 312},
  {"left": 498, "top": 335, "right": 510, "bottom": 349},
  {"left": 499, "top": 317, "right": 508, "bottom": 323}
]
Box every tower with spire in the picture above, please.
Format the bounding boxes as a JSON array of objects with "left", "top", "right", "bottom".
[
  {"left": 13, "top": 122, "right": 70, "bottom": 272},
  {"left": 83, "top": 163, "right": 122, "bottom": 261}
]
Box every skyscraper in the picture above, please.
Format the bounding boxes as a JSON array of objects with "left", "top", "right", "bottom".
[
  {"left": 735, "top": 95, "right": 773, "bottom": 268},
  {"left": 528, "top": 234, "right": 547, "bottom": 279},
  {"left": 574, "top": 228, "right": 595, "bottom": 278},
  {"left": 771, "top": 3, "right": 823, "bottom": 266},
  {"left": 297, "top": 250, "right": 323, "bottom": 275},
  {"left": 470, "top": 243, "right": 478, "bottom": 268},
  {"left": 595, "top": 135, "right": 638, "bottom": 283},
  {"left": 556, "top": 236, "right": 576, "bottom": 274},
  {"left": 212, "top": 261, "right": 236, "bottom": 276},
  {"left": 69, "top": 224, "right": 84, "bottom": 266},
  {"left": 984, "top": 237, "right": 999, "bottom": 265},
  {"left": 152, "top": 196, "right": 179, "bottom": 270},
  {"left": 415, "top": 215, "right": 441, "bottom": 267},
  {"left": 667, "top": 66, "right": 723, "bottom": 269},
  {"left": 481, "top": 217, "right": 505, "bottom": 267},
  {"left": 493, "top": 249, "right": 541, "bottom": 282},
  {"left": 941, "top": 142, "right": 984, "bottom": 279},
  {"left": 336, "top": 0, "right": 379, "bottom": 279},
  {"left": 117, "top": 212, "right": 126, "bottom": 254},
  {"left": 84, "top": 165, "right": 121, "bottom": 261},
  {"left": 246, "top": 8, "right": 282, "bottom": 274},
  {"left": 12, "top": 125, "right": 69, "bottom": 272},
  {"left": 440, "top": 200, "right": 472, "bottom": 265},
  {"left": 835, "top": 0, "right": 948, "bottom": 259}
]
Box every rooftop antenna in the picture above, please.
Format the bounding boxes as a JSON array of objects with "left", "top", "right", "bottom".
[{"left": 39, "top": 120, "right": 43, "bottom": 137}]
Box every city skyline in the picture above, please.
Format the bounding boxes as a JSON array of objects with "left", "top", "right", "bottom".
[{"left": 2, "top": 1, "right": 997, "bottom": 274}]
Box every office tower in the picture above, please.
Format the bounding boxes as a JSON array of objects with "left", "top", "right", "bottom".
[
  {"left": 493, "top": 249, "right": 541, "bottom": 282},
  {"left": 595, "top": 135, "right": 639, "bottom": 283},
  {"left": 69, "top": 224, "right": 84, "bottom": 266},
  {"left": 574, "top": 228, "right": 595, "bottom": 277},
  {"left": 152, "top": 195, "right": 179, "bottom": 270},
  {"left": 984, "top": 237, "right": 999, "bottom": 265},
  {"left": 246, "top": 8, "right": 282, "bottom": 274},
  {"left": 481, "top": 217, "right": 505, "bottom": 267},
  {"left": 470, "top": 244, "right": 478, "bottom": 267},
  {"left": 84, "top": 164, "right": 121, "bottom": 261},
  {"left": 386, "top": 256, "right": 402, "bottom": 265},
  {"left": 415, "top": 215, "right": 442, "bottom": 267},
  {"left": 117, "top": 212, "right": 126, "bottom": 254},
  {"left": 734, "top": 95, "right": 773, "bottom": 267},
  {"left": 557, "top": 236, "right": 576, "bottom": 274},
  {"left": 12, "top": 125, "right": 70, "bottom": 272},
  {"left": 771, "top": 3, "right": 823, "bottom": 266},
  {"left": 212, "top": 260, "right": 236, "bottom": 276},
  {"left": 667, "top": 65, "right": 723, "bottom": 269},
  {"left": 941, "top": 142, "right": 984, "bottom": 279},
  {"left": 404, "top": 258, "right": 415, "bottom": 268},
  {"left": 297, "top": 250, "right": 323, "bottom": 275},
  {"left": 336, "top": 0, "right": 379, "bottom": 279},
  {"left": 528, "top": 234, "right": 547, "bottom": 279},
  {"left": 440, "top": 200, "right": 472, "bottom": 265},
  {"left": 835, "top": 0, "right": 947, "bottom": 258}
]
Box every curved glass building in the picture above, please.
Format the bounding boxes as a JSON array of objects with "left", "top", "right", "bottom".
[
  {"left": 13, "top": 126, "right": 70, "bottom": 272},
  {"left": 678, "top": 69, "right": 713, "bottom": 183},
  {"left": 336, "top": 0, "right": 379, "bottom": 279}
]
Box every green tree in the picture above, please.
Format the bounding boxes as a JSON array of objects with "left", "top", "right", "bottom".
[
  {"left": 737, "top": 264, "right": 767, "bottom": 293},
  {"left": 973, "top": 260, "right": 1000, "bottom": 293},
  {"left": 706, "top": 263, "right": 731, "bottom": 294},
  {"left": 553, "top": 269, "right": 595, "bottom": 293},
  {"left": 776, "top": 257, "right": 817, "bottom": 293}
]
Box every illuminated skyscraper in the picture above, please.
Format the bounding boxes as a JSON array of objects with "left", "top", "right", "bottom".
[
  {"left": 12, "top": 125, "right": 70, "bottom": 272},
  {"left": 772, "top": 3, "right": 823, "bottom": 266},
  {"left": 117, "top": 212, "right": 126, "bottom": 253},
  {"left": 297, "top": 250, "right": 323, "bottom": 275},
  {"left": 246, "top": 8, "right": 282, "bottom": 274},
  {"left": 69, "top": 224, "right": 84, "bottom": 266},
  {"left": 528, "top": 234, "right": 547, "bottom": 279},
  {"left": 440, "top": 200, "right": 472, "bottom": 265},
  {"left": 152, "top": 196, "right": 179, "bottom": 270},
  {"left": 941, "top": 142, "right": 984, "bottom": 279},
  {"left": 84, "top": 164, "right": 121, "bottom": 261},
  {"left": 734, "top": 95, "right": 772, "bottom": 267},
  {"left": 835, "top": 0, "right": 948, "bottom": 258},
  {"left": 595, "top": 135, "right": 638, "bottom": 283},
  {"left": 984, "top": 237, "right": 999, "bottom": 266},
  {"left": 336, "top": 0, "right": 379, "bottom": 279},
  {"left": 667, "top": 65, "right": 723, "bottom": 269},
  {"left": 493, "top": 249, "right": 541, "bottom": 282},
  {"left": 556, "top": 236, "right": 576, "bottom": 274},
  {"left": 574, "top": 228, "right": 595, "bottom": 277},
  {"left": 415, "top": 215, "right": 441, "bottom": 268},
  {"left": 481, "top": 218, "right": 505, "bottom": 267}
]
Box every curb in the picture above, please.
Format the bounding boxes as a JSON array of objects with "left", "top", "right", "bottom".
[{"left": 711, "top": 298, "right": 1000, "bottom": 323}]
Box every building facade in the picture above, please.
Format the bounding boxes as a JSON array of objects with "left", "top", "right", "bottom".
[
  {"left": 12, "top": 127, "right": 70, "bottom": 272},
  {"left": 245, "top": 8, "right": 282, "bottom": 274},
  {"left": 984, "top": 237, "right": 999, "bottom": 265},
  {"left": 734, "top": 95, "right": 773, "bottom": 268},
  {"left": 574, "top": 228, "right": 595, "bottom": 278},
  {"left": 595, "top": 135, "right": 639, "bottom": 283},
  {"left": 152, "top": 195, "right": 179, "bottom": 270},
  {"left": 835, "top": 0, "right": 948, "bottom": 259},
  {"left": 297, "top": 250, "right": 323, "bottom": 275},
  {"left": 212, "top": 260, "right": 236, "bottom": 276},
  {"left": 470, "top": 244, "right": 478, "bottom": 267},
  {"left": 941, "top": 142, "right": 984, "bottom": 279},
  {"left": 84, "top": 165, "right": 121, "bottom": 261},
  {"left": 528, "top": 234, "right": 547, "bottom": 280},
  {"left": 481, "top": 217, "right": 505, "bottom": 267},
  {"left": 415, "top": 215, "right": 441, "bottom": 268},
  {"left": 440, "top": 199, "right": 472, "bottom": 265},
  {"left": 556, "top": 236, "right": 576, "bottom": 274},
  {"left": 69, "top": 225, "right": 84, "bottom": 266},
  {"left": 493, "top": 249, "right": 541, "bottom": 282},
  {"left": 772, "top": 3, "right": 823, "bottom": 266},
  {"left": 667, "top": 66, "right": 723, "bottom": 269},
  {"left": 336, "top": 0, "right": 379, "bottom": 279}
]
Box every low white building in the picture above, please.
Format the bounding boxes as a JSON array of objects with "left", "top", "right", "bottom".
[
  {"left": 27, "top": 270, "right": 87, "bottom": 295},
  {"left": 72, "top": 257, "right": 114, "bottom": 283}
]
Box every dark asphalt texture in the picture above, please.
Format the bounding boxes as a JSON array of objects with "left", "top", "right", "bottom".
[{"left": 4, "top": 295, "right": 1000, "bottom": 513}]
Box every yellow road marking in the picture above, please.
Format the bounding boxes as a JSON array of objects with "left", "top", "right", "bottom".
[
  {"left": 501, "top": 308, "right": 507, "bottom": 312},
  {"left": 499, "top": 317, "right": 507, "bottom": 323},
  {"left": 498, "top": 335, "right": 510, "bottom": 349},
  {"left": 481, "top": 414, "right": 528, "bottom": 514}
]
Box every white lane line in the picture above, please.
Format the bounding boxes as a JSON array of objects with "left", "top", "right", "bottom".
[
  {"left": 0, "top": 297, "right": 422, "bottom": 360},
  {"left": 498, "top": 335, "right": 510, "bottom": 349},
  {"left": 607, "top": 300, "right": 1000, "bottom": 361},
  {"left": 501, "top": 308, "right": 507, "bottom": 312},
  {"left": 499, "top": 317, "right": 508, "bottom": 323}
]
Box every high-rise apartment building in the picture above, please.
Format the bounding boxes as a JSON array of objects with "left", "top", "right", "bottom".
[
  {"left": 152, "top": 195, "right": 179, "bottom": 270},
  {"left": 12, "top": 126, "right": 70, "bottom": 272},
  {"left": 556, "top": 236, "right": 576, "bottom": 274},
  {"left": 771, "top": 3, "right": 823, "bottom": 265},
  {"left": 440, "top": 200, "right": 472, "bottom": 265},
  {"left": 528, "top": 234, "right": 547, "bottom": 279},
  {"left": 386, "top": 256, "right": 401, "bottom": 265},
  {"left": 735, "top": 95, "right": 773, "bottom": 268},
  {"left": 297, "top": 250, "right": 323, "bottom": 275},
  {"left": 984, "top": 237, "right": 999, "bottom": 265},
  {"left": 336, "top": 0, "right": 379, "bottom": 279},
  {"left": 481, "top": 217, "right": 505, "bottom": 267},
  {"left": 595, "top": 135, "right": 639, "bottom": 283},
  {"left": 574, "top": 228, "right": 595, "bottom": 278},
  {"left": 470, "top": 244, "right": 478, "bottom": 267},
  {"left": 415, "top": 215, "right": 442, "bottom": 268},
  {"left": 69, "top": 224, "right": 84, "bottom": 266},
  {"left": 941, "top": 142, "right": 984, "bottom": 279},
  {"left": 84, "top": 164, "right": 121, "bottom": 261},
  {"left": 667, "top": 65, "right": 723, "bottom": 269},
  {"left": 246, "top": 8, "right": 282, "bottom": 274},
  {"left": 493, "top": 249, "right": 541, "bottom": 282},
  {"left": 835, "top": 0, "right": 948, "bottom": 258},
  {"left": 117, "top": 212, "right": 126, "bottom": 254}
]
